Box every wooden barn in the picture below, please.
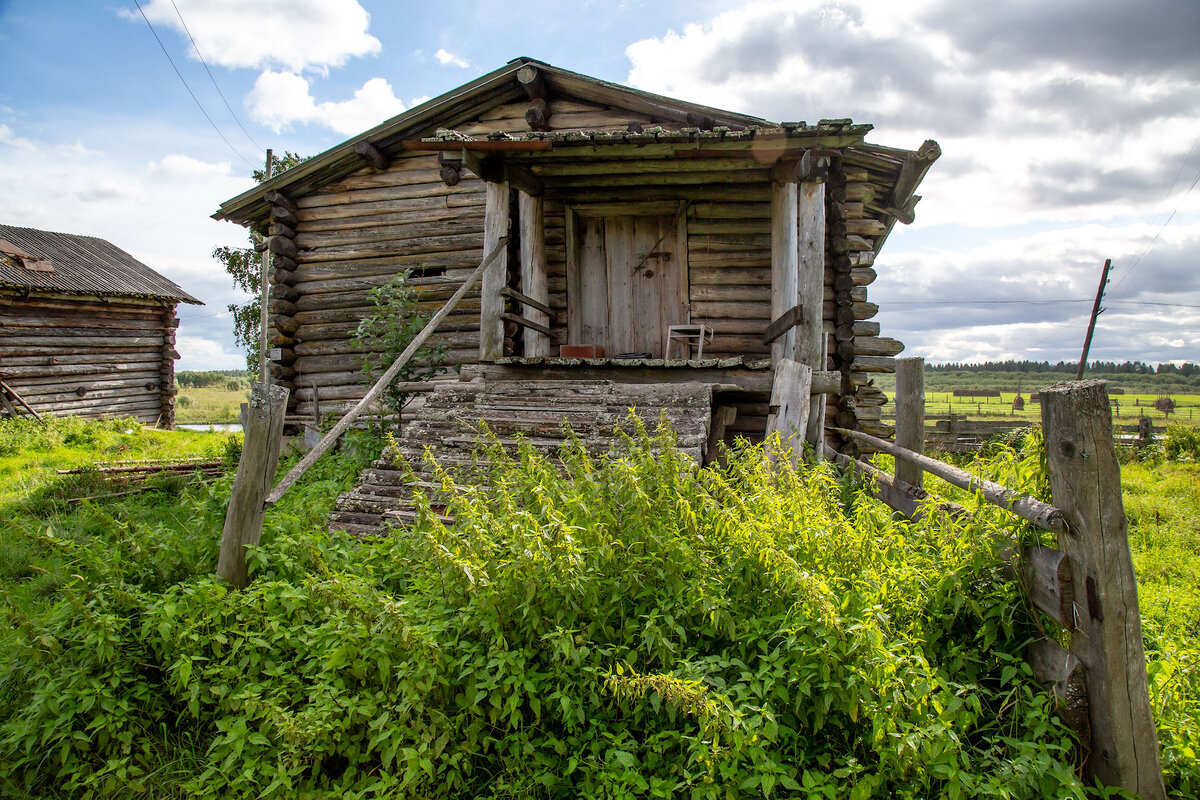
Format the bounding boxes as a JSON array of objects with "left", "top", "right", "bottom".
[
  {"left": 214, "top": 58, "right": 940, "bottom": 534},
  {"left": 0, "top": 225, "right": 200, "bottom": 427}
]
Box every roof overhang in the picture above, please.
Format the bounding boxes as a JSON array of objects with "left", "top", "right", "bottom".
[{"left": 214, "top": 57, "right": 774, "bottom": 229}]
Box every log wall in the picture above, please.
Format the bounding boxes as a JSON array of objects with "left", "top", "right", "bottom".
[
  {"left": 0, "top": 291, "right": 178, "bottom": 426},
  {"left": 269, "top": 95, "right": 904, "bottom": 444}
]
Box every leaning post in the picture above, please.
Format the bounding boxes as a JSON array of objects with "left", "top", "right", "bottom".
[
  {"left": 1041, "top": 380, "right": 1164, "bottom": 798},
  {"left": 894, "top": 357, "right": 925, "bottom": 489},
  {"left": 217, "top": 382, "right": 289, "bottom": 590}
]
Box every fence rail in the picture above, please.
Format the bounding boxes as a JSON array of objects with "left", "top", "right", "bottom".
[{"left": 838, "top": 361, "right": 1165, "bottom": 798}]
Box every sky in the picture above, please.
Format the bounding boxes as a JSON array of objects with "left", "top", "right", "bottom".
[{"left": 0, "top": 0, "right": 1197, "bottom": 371}]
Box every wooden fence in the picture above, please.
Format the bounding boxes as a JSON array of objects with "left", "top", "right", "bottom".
[
  {"left": 827, "top": 357, "right": 1165, "bottom": 798},
  {"left": 883, "top": 413, "right": 1161, "bottom": 453}
]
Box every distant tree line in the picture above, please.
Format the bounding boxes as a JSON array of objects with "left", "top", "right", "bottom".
[
  {"left": 928, "top": 360, "right": 1199, "bottom": 377},
  {"left": 176, "top": 370, "right": 252, "bottom": 390}
]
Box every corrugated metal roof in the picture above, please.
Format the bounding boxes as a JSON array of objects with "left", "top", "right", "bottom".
[{"left": 0, "top": 225, "right": 201, "bottom": 304}]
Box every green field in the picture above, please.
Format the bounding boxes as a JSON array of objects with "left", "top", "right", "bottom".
[{"left": 0, "top": 416, "right": 1197, "bottom": 797}]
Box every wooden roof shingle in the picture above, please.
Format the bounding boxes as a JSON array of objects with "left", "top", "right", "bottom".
[{"left": 0, "top": 224, "right": 201, "bottom": 304}]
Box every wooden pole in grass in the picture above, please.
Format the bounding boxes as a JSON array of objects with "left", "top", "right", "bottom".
[
  {"left": 894, "top": 357, "right": 925, "bottom": 489},
  {"left": 217, "top": 381, "right": 288, "bottom": 589},
  {"left": 1041, "top": 380, "right": 1164, "bottom": 797}
]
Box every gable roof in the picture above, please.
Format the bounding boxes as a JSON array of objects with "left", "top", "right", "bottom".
[
  {"left": 0, "top": 224, "right": 202, "bottom": 304},
  {"left": 214, "top": 57, "right": 939, "bottom": 241},
  {"left": 215, "top": 57, "right": 780, "bottom": 227}
]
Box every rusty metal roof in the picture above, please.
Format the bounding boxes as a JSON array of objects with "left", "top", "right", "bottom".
[{"left": 0, "top": 224, "right": 201, "bottom": 304}]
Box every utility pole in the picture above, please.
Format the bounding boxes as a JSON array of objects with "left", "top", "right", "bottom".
[
  {"left": 258, "top": 148, "right": 275, "bottom": 384},
  {"left": 1076, "top": 258, "right": 1112, "bottom": 381}
]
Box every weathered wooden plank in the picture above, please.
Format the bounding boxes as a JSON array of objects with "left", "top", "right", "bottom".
[
  {"left": 518, "top": 191, "right": 551, "bottom": 356},
  {"left": 766, "top": 359, "right": 811, "bottom": 460},
  {"left": 894, "top": 357, "right": 925, "bottom": 489},
  {"left": 217, "top": 383, "right": 289, "bottom": 589},
  {"left": 1041, "top": 381, "right": 1165, "bottom": 797}
]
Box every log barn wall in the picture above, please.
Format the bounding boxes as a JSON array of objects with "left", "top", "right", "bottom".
[
  {"left": 0, "top": 291, "right": 180, "bottom": 426},
  {"left": 222, "top": 59, "right": 937, "bottom": 451}
]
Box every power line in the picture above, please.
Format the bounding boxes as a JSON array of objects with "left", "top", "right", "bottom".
[
  {"left": 132, "top": 0, "right": 258, "bottom": 170},
  {"left": 169, "top": 0, "right": 265, "bottom": 154},
  {"left": 1110, "top": 130, "right": 1200, "bottom": 297}
]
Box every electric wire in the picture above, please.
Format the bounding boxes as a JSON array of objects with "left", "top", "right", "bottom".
[
  {"left": 132, "top": 0, "right": 258, "bottom": 170},
  {"left": 168, "top": 0, "right": 265, "bottom": 154},
  {"left": 1110, "top": 129, "right": 1200, "bottom": 297}
]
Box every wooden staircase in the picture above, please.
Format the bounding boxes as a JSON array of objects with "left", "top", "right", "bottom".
[{"left": 329, "top": 379, "right": 714, "bottom": 536}]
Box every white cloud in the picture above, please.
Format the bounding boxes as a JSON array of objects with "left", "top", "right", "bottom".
[
  {"left": 175, "top": 334, "right": 248, "bottom": 371},
  {"left": 0, "top": 126, "right": 255, "bottom": 368},
  {"left": 624, "top": 0, "right": 1200, "bottom": 226},
  {"left": 247, "top": 70, "right": 406, "bottom": 135},
  {"left": 127, "top": 0, "right": 381, "bottom": 73},
  {"left": 435, "top": 48, "right": 469, "bottom": 68}
]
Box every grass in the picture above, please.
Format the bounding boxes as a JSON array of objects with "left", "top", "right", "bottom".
[
  {"left": 0, "top": 416, "right": 1197, "bottom": 796},
  {"left": 885, "top": 390, "right": 1200, "bottom": 429},
  {"left": 174, "top": 387, "right": 248, "bottom": 424}
]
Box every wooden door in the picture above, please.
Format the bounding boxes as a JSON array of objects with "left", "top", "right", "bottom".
[{"left": 568, "top": 212, "right": 687, "bottom": 357}]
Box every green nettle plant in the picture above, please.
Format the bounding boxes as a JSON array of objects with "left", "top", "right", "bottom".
[
  {"left": 353, "top": 270, "right": 446, "bottom": 425},
  {"left": 5, "top": 417, "right": 1198, "bottom": 798}
]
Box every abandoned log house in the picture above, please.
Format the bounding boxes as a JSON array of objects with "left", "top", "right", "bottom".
[
  {"left": 0, "top": 224, "right": 200, "bottom": 427},
  {"left": 214, "top": 57, "right": 940, "bottom": 535}
]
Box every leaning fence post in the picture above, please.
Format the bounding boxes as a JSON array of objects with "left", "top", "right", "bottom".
[
  {"left": 894, "top": 357, "right": 925, "bottom": 489},
  {"left": 217, "top": 382, "right": 289, "bottom": 590},
  {"left": 1041, "top": 380, "right": 1164, "bottom": 798}
]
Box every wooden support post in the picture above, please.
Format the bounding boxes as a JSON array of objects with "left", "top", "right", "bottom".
[
  {"left": 797, "top": 180, "right": 825, "bottom": 446},
  {"left": 216, "top": 382, "right": 288, "bottom": 590},
  {"left": 1041, "top": 380, "right": 1165, "bottom": 798},
  {"left": 894, "top": 356, "right": 925, "bottom": 489},
  {"left": 518, "top": 191, "right": 551, "bottom": 356},
  {"left": 770, "top": 181, "right": 798, "bottom": 365},
  {"left": 480, "top": 182, "right": 510, "bottom": 362}
]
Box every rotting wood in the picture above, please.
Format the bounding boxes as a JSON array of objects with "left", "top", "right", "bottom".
[{"left": 1041, "top": 381, "right": 1165, "bottom": 797}]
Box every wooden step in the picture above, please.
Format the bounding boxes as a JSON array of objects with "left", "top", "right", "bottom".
[{"left": 328, "top": 379, "right": 714, "bottom": 536}]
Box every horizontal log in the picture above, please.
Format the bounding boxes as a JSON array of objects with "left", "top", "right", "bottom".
[
  {"left": 296, "top": 188, "right": 485, "bottom": 223},
  {"left": 689, "top": 267, "right": 771, "bottom": 286},
  {"left": 853, "top": 337, "right": 905, "bottom": 358},
  {"left": 271, "top": 205, "right": 299, "bottom": 227},
  {"left": 295, "top": 180, "right": 483, "bottom": 211},
  {"left": 0, "top": 351, "right": 161, "bottom": 367},
  {"left": 0, "top": 335, "right": 164, "bottom": 348},
  {"left": 831, "top": 426, "right": 1068, "bottom": 534},
  {"left": 293, "top": 214, "right": 483, "bottom": 249}
]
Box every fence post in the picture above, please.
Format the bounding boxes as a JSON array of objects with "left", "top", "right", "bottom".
[
  {"left": 217, "top": 382, "right": 289, "bottom": 590},
  {"left": 1041, "top": 380, "right": 1164, "bottom": 798},
  {"left": 894, "top": 357, "right": 925, "bottom": 489}
]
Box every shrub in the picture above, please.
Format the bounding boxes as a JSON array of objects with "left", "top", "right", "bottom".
[
  {"left": 1165, "top": 426, "right": 1200, "bottom": 462},
  {"left": 0, "top": 425, "right": 1087, "bottom": 798}
]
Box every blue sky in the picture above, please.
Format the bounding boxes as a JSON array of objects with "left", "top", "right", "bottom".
[{"left": 1, "top": 0, "right": 1197, "bottom": 370}]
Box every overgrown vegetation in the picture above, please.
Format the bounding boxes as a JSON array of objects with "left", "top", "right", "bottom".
[
  {"left": 353, "top": 270, "right": 446, "bottom": 422},
  {"left": 0, "top": 416, "right": 1197, "bottom": 797}
]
